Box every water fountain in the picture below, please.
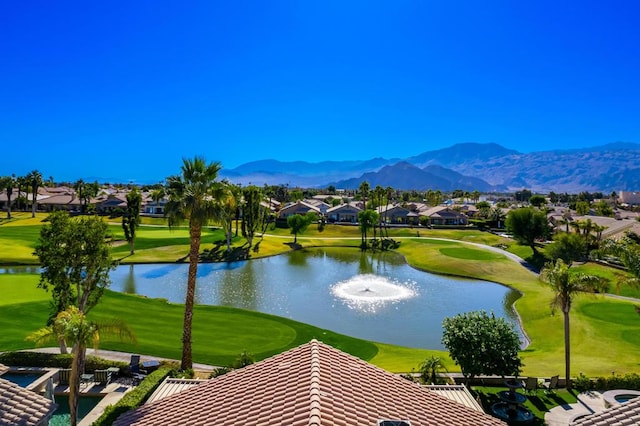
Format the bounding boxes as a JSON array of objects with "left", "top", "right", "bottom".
[
  {"left": 491, "top": 379, "right": 534, "bottom": 424},
  {"left": 331, "top": 274, "right": 417, "bottom": 313}
]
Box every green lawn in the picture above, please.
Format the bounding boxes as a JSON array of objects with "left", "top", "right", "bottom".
[
  {"left": 2, "top": 213, "right": 640, "bottom": 376},
  {"left": 473, "top": 386, "right": 578, "bottom": 425}
]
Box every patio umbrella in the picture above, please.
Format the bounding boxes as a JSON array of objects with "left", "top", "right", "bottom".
[{"left": 44, "top": 377, "right": 55, "bottom": 403}]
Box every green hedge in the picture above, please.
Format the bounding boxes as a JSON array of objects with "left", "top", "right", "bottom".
[
  {"left": 0, "top": 352, "right": 128, "bottom": 371},
  {"left": 574, "top": 373, "right": 640, "bottom": 391},
  {"left": 92, "top": 368, "right": 171, "bottom": 426}
]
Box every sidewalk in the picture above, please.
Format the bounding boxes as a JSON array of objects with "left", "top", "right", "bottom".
[{"left": 545, "top": 391, "right": 607, "bottom": 426}]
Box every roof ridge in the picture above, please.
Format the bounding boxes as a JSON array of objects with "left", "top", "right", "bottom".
[{"left": 308, "top": 339, "right": 322, "bottom": 426}]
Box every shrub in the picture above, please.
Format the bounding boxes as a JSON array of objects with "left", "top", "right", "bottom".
[
  {"left": 0, "top": 351, "right": 127, "bottom": 372},
  {"left": 574, "top": 373, "right": 640, "bottom": 392},
  {"left": 92, "top": 368, "right": 171, "bottom": 426}
]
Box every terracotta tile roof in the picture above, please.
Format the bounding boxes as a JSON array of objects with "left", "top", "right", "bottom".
[
  {"left": 0, "top": 378, "right": 57, "bottom": 426},
  {"left": 572, "top": 396, "right": 640, "bottom": 426},
  {"left": 114, "top": 340, "right": 505, "bottom": 426}
]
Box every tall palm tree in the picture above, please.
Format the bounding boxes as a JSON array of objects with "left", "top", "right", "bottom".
[
  {"left": 165, "top": 157, "right": 222, "bottom": 370},
  {"left": 27, "top": 306, "right": 136, "bottom": 426},
  {"left": 0, "top": 175, "right": 15, "bottom": 219},
  {"left": 539, "top": 259, "right": 607, "bottom": 389},
  {"left": 149, "top": 187, "right": 166, "bottom": 215},
  {"left": 27, "top": 170, "right": 43, "bottom": 217}
]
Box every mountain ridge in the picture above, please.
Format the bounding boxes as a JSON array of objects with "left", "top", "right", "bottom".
[{"left": 219, "top": 142, "right": 640, "bottom": 192}]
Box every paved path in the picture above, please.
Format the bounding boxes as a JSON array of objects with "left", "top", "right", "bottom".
[{"left": 545, "top": 391, "right": 607, "bottom": 426}]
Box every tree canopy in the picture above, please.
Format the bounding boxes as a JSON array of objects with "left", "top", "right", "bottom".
[
  {"left": 441, "top": 310, "right": 522, "bottom": 381},
  {"left": 35, "top": 211, "right": 114, "bottom": 317},
  {"left": 287, "top": 213, "right": 313, "bottom": 244},
  {"left": 505, "top": 207, "right": 551, "bottom": 254}
]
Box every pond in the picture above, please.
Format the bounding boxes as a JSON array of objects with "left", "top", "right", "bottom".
[{"left": 108, "top": 247, "right": 522, "bottom": 349}]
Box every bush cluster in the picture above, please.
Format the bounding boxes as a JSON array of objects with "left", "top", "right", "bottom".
[
  {"left": 574, "top": 373, "right": 640, "bottom": 392},
  {"left": 0, "top": 352, "right": 127, "bottom": 372},
  {"left": 92, "top": 368, "right": 171, "bottom": 426}
]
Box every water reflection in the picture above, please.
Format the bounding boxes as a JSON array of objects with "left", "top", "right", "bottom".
[{"left": 123, "top": 264, "right": 136, "bottom": 294}]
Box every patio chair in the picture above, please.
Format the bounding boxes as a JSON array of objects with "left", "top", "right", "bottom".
[
  {"left": 524, "top": 376, "right": 538, "bottom": 394},
  {"left": 130, "top": 354, "right": 141, "bottom": 374},
  {"left": 58, "top": 368, "right": 71, "bottom": 385},
  {"left": 95, "top": 369, "right": 112, "bottom": 386},
  {"left": 543, "top": 375, "right": 559, "bottom": 393}
]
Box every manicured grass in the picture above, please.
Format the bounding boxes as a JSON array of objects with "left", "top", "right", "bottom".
[
  {"left": 439, "top": 246, "right": 504, "bottom": 260},
  {"left": 2, "top": 274, "right": 381, "bottom": 367},
  {"left": 572, "top": 262, "right": 640, "bottom": 298},
  {"left": 3, "top": 213, "right": 640, "bottom": 377}
]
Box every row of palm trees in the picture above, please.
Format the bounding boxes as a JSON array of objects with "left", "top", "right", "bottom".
[{"left": 0, "top": 170, "right": 45, "bottom": 218}]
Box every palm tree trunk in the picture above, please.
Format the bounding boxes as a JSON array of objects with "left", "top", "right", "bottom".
[
  {"left": 6, "top": 193, "right": 11, "bottom": 219},
  {"left": 69, "top": 343, "right": 87, "bottom": 426},
  {"left": 182, "top": 223, "right": 201, "bottom": 370},
  {"left": 564, "top": 309, "right": 571, "bottom": 390}
]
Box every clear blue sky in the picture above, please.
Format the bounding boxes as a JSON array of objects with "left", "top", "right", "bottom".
[{"left": 1, "top": 1, "right": 639, "bottom": 183}]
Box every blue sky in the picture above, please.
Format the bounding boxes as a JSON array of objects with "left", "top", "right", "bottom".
[{"left": 1, "top": 1, "right": 639, "bottom": 183}]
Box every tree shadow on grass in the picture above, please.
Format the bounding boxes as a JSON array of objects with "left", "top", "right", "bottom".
[
  {"left": 284, "top": 242, "right": 302, "bottom": 250},
  {"left": 200, "top": 241, "right": 251, "bottom": 262}
]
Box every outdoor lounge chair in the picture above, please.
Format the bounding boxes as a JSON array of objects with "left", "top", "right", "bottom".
[
  {"left": 130, "top": 354, "right": 141, "bottom": 374},
  {"left": 58, "top": 368, "right": 71, "bottom": 385},
  {"left": 95, "top": 369, "right": 112, "bottom": 386},
  {"left": 543, "top": 375, "right": 559, "bottom": 393},
  {"left": 524, "top": 376, "right": 538, "bottom": 394}
]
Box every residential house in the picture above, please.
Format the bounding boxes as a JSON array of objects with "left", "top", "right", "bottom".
[
  {"left": 114, "top": 340, "right": 506, "bottom": 426},
  {"left": 572, "top": 396, "right": 640, "bottom": 425},
  {"left": 618, "top": 191, "right": 640, "bottom": 206},
  {"left": 278, "top": 201, "right": 322, "bottom": 219},
  {"left": 304, "top": 198, "right": 331, "bottom": 215},
  {"left": 94, "top": 193, "right": 128, "bottom": 214},
  {"left": 420, "top": 206, "right": 469, "bottom": 226},
  {"left": 326, "top": 203, "right": 362, "bottom": 223},
  {"left": 0, "top": 374, "right": 57, "bottom": 426},
  {"left": 377, "top": 204, "right": 418, "bottom": 225}
]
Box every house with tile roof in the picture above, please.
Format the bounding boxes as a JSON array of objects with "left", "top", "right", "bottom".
[
  {"left": 114, "top": 340, "right": 505, "bottom": 426},
  {"left": 572, "top": 396, "right": 640, "bottom": 425},
  {"left": 0, "top": 377, "right": 57, "bottom": 426},
  {"left": 278, "top": 200, "right": 322, "bottom": 218},
  {"left": 326, "top": 203, "right": 362, "bottom": 223}
]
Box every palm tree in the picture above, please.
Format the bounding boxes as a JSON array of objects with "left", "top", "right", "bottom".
[
  {"left": 165, "top": 157, "right": 222, "bottom": 370},
  {"left": 419, "top": 355, "right": 449, "bottom": 384},
  {"left": 27, "top": 306, "right": 136, "bottom": 426},
  {"left": 0, "top": 175, "right": 15, "bottom": 219},
  {"left": 539, "top": 259, "right": 607, "bottom": 389},
  {"left": 149, "top": 187, "right": 166, "bottom": 215},
  {"left": 27, "top": 170, "right": 43, "bottom": 217},
  {"left": 359, "top": 181, "right": 370, "bottom": 209}
]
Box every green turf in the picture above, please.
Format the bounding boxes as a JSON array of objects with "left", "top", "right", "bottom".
[
  {"left": 439, "top": 246, "right": 504, "bottom": 260},
  {"left": 3, "top": 213, "right": 640, "bottom": 376},
  {"left": 473, "top": 386, "right": 578, "bottom": 425}
]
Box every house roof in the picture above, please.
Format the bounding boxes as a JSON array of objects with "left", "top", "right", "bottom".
[
  {"left": 115, "top": 340, "right": 505, "bottom": 426},
  {"left": 572, "top": 396, "right": 640, "bottom": 425},
  {"left": 424, "top": 384, "right": 483, "bottom": 412},
  {"left": 146, "top": 378, "right": 208, "bottom": 404},
  {"left": 326, "top": 203, "right": 362, "bottom": 213},
  {"left": 0, "top": 378, "right": 57, "bottom": 426}
]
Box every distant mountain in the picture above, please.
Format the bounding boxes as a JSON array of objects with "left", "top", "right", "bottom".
[
  {"left": 219, "top": 157, "right": 399, "bottom": 187},
  {"left": 221, "top": 142, "right": 640, "bottom": 192},
  {"left": 406, "top": 142, "right": 519, "bottom": 167},
  {"left": 330, "top": 162, "right": 497, "bottom": 191}
]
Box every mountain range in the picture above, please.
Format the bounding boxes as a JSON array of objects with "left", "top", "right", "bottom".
[{"left": 219, "top": 142, "right": 640, "bottom": 193}]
